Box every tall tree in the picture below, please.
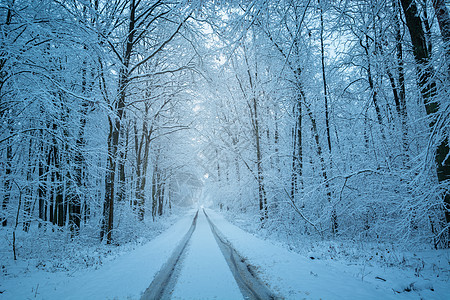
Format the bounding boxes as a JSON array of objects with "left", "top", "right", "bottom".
[
  {"left": 100, "top": 0, "right": 191, "bottom": 243},
  {"left": 400, "top": 0, "right": 450, "bottom": 245}
]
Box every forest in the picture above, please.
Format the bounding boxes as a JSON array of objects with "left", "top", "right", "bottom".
[{"left": 0, "top": 0, "right": 449, "bottom": 276}]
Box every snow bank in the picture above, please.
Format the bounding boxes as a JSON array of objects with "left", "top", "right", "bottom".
[
  {"left": 207, "top": 209, "right": 448, "bottom": 299},
  {"left": 0, "top": 211, "right": 196, "bottom": 299}
]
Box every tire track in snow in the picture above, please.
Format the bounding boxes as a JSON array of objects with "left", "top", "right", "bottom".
[
  {"left": 142, "top": 209, "right": 278, "bottom": 300},
  {"left": 141, "top": 210, "right": 198, "bottom": 300},
  {"left": 203, "top": 209, "right": 279, "bottom": 300}
]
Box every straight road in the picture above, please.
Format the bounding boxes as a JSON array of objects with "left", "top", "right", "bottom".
[
  {"left": 143, "top": 210, "right": 276, "bottom": 299},
  {"left": 3, "top": 208, "right": 444, "bottom": 299},
  {"left": 169, "top": 211, "right": 244, "bottom": 299}
]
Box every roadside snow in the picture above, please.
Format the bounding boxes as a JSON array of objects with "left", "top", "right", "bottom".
[
  {"left": 2, "top": 208, "right": 447, "bottom": 299},
  {"left": 0, "top": 211, "right": 196, "bottom": 300},
  {"left": 207, "top": 209, "right": 448, "bottom": 300},
  {"left": 170, "top": 211, "right": 243, "bottom": 299}
]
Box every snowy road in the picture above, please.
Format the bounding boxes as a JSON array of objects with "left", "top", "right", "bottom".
[
  {"left": 141, "top": 211, "right": 199, "bottom": 299},
  {"left": 143, "top": 210, "right": 275, "bottom": 299},
  {"left": 168, "top": 211, "right": 244, "bottom": 299},
  {"left": 1, "top": 208, "right": 446, "bottom": 299}
]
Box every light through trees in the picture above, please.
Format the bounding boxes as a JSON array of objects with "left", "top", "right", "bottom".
[{"left": 0, "top": 0, "right": 448, "bottom": 253}]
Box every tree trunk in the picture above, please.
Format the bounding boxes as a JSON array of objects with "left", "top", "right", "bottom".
[
  {"left": 400, "top": 0, "right": 450, "bottom": 246},
  {"left": 2, "top": 138, "right": 11, "bottom": 227},
  {"left": 243, "top": 42, "right": 268, "bottom": 221},
  {"left": 383, "top": 0, "right": 408, "bottom": 163},
  {"left": 70, "top": 86, "right": 88, "bottom": 235},
  {"left": 101, "top": 0, "right": 136, "bottom": 243},
  {"left": 432, "top": 0, "right": 450, "bottom": 75},
  {"left": 158, "top": 179, "right": 164, "bottom": 216},
  {"left": 102, "top": 123, "right": 117, "bottom": 243},
  {"left": 320, "top": 1, "right": 332, "bottom": 153},
  {"left": 38, "top": 141, "right": 46, "bottom": 227},
  {"left": 254, "top": 96, "right": 268, "bottom": 221},
  {"left": 291, "top": 84, "right": 303, "bottom": 200},
  {"left": 117, "top": 124, "right": 128, "bottom": 203},
  {"left": 1, "top": 1, "right": 14, "bottom": 227},
  {"left": 134, "top": 102, "right": 152, "bottom": 221},
  {"left": 394, "top": 0, "right": 408, "bottom": 157},
  {"left": 305, "top": 104, "right": 336, "bottom": 233},
  {"left": 363, "top": 34, "right": 386, "bottom": 142},
  {"left": 151, "top": 164, "right": 158, "bottom": 221}
]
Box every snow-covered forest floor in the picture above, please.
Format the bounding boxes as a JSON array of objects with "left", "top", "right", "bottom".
[
  {"left": 221, "top": 209, "right": 450, "bottom": 298},
  {"left": 1, "top": 207, "right": 448, "bottom": 299},
  {"left": 0, "top": 209, "right": 185, "bottom": 298}
]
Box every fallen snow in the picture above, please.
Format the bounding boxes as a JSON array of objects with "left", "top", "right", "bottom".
[
  {"left": 0, "top": 211, "right": 196, "bottom": 300},
  {"left": 170, "top": 211, "right": 243, "bottom": 299},
  {"left": 1, "top": 208, "right": 448, "bottom": 299},
  {"left": 206, "top": 209, "right": 449, "bottom": 300}
]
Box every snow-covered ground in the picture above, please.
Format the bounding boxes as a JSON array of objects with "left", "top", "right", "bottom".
[
  {"left": 0, "top": 211, "right": 196, "bottom": 299},
  {"left": 207, "top": 209, "right": 449, "bottom": 299},
  {"left": 1, "top": 208, "right": 448, "bottom": 299},
  {"left": 170, "top": 211, "right": 243, "bottom": 299}
]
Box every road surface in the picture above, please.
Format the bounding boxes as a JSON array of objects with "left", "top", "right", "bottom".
[
  {"left": 1, "top": 208, "right": 445, "bottom": 299},
  {"left": 142, "top": 210, "right": 276, "bottom": 299}
]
